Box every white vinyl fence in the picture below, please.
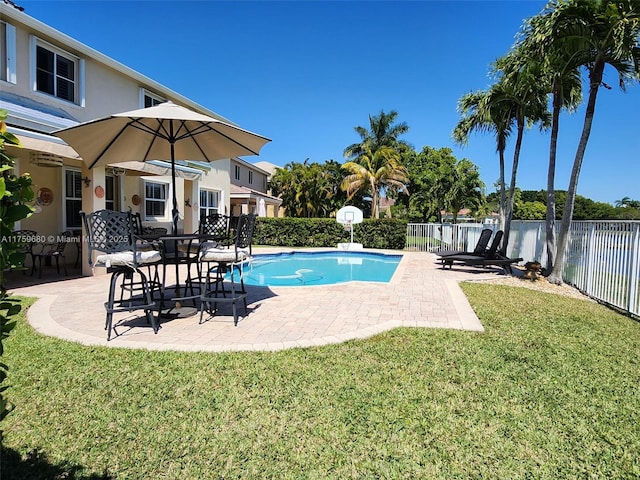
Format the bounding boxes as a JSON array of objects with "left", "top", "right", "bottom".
[{"left": 407, "top": 221, "right": 640, "bottom": 318}]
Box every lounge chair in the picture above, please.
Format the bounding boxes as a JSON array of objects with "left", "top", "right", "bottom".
[
  {"left": 435, "top": 228, "right": 493, "bottom": 257},
  {"left": 441, "top": 230, "right": 523, "bottom": 275}
]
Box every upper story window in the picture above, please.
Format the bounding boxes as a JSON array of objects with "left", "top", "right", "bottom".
[
  {"left": 1, "top": 21, "right": 17, "bottom": 84},
  {"left": 248, "top": 170, "right": 253, "bottom": 185},
  {"left": 142, "top": 89, "right": 166, "bottom": 108},
  {"left": 35, "top": 41, "right": 78, "bottom": 103},
  {"left": 234, "top": 165, "right": 241, "bottom": 181}
]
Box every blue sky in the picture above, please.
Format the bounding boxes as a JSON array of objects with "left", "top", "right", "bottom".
[{"left": 19, "top": 0, "right": 640, "bottom": 205}]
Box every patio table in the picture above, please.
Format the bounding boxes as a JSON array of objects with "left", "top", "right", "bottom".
[{"left": 157, "top": 233, "right": 227, "bottom": 315}]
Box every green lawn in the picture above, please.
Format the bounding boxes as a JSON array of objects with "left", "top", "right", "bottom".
[{"left": 2, "top": 285, "right": 639, "bottom": 479}]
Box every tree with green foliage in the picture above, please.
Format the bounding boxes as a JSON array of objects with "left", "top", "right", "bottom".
[
  {"left": 403, "top": 146, "right": 485, "bottom": 223},
  {"left": 488, "top": 55, "right": 552, "bottom": 252},
  {"left": 453, "top": 89, "right": 511, "bottom": 231},
  {"left": 269, "top": 159, "right": 348, "bottom": 218},
  {"left": 615, "top": 197, "right": 640, "bottom": 209},
  {"left": 343, "top": 110, "right": 411, "bottom": 161},
  {"left": 532, "top": 0, "right": 640, "bottom": 285},
  {"left": 515, "top": 201, "right": 547, "bottom": 220},
  {"left": 503, "top": 14, "right": 584, "bottom": 272},
  {"left": 342, "top": 111, "right": 412, "bottom": 218},
  {"left": 0, "top": 109, "right": 34, "bottom": 443},
  {"left": 341, "top": 145, "right": 408, "bottom": 219},
  {"left": 446, "top": 158, "right": 485, "bottom": 223}
]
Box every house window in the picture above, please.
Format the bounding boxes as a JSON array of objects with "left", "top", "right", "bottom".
[
  {"left": 248, "top": 171, "right": 253, "bottom": 185},
  {"left": 1, "top": 21, "right": 17, "bottom": 84},
  {"left": 64, "top": 169, "right": 82, "bottom": 229},
  {"left": 35, "top": 42, "right": 77, "bottom": 103},
  {"left": 144, "top": 180, "right": 168, "bottom": 219},
  {"left": 199, "top": 190, "right": 219, "bottom": 218},
  {"left": 234, "top": 165, "right": 241, "bottom": 181},
  {"left": 105, "top": 175, "right": 118, "bottom": 211},
  {"left": 142, "top": 89, "right": 166, "bottom": 108}
]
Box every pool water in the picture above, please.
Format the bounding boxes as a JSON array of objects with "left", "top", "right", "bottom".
[{"left": 242, "top": 251, "right": 402, "bottom": 287}]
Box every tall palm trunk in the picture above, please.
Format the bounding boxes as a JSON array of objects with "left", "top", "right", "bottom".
[
  {"left": 545, "top": 77, "right": 562, "bottom": 274},
  {"left": 503, "top": 118, "right": 525, "bottom": 254},
  {"left": 498, "top": 148, "right": 506, "bottom": 231},
  {"left": 371, "top": 178, "right": 379, "bottom": 219},
  {"left": 548, "top": 59, "right": 605, "bottom": 285}
]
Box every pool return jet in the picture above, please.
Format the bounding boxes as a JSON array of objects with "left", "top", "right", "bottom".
[{"left": 336, "top": 206, "right": 364, "bottom": 251}]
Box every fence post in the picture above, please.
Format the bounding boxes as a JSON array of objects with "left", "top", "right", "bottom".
[
  {"left": 626, "top": 222, "right": 639, "bottom": 315},
  {"left": 584, "top": 223, "right": 597, "bottom": 295}
]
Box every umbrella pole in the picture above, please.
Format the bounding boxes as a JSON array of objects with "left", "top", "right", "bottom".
[{"left": 170, "top": 142, "right": 179, "bottom": 236}]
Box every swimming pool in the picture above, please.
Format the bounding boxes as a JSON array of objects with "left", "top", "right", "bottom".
[{"left": 242, "top": 251, "right": 402, "bottom": 287}]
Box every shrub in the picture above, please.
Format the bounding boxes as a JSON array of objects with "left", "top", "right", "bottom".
[{"left": 253, "top": 217, "right": 407, "bottom": 250}]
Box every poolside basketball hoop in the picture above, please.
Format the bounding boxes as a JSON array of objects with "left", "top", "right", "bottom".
[{"left": 336, "top": 206, "right": 363, "bottom": 250}]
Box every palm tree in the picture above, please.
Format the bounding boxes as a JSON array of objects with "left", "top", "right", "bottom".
[
  {"left": 490, "top": 56, "right": 552, "bottom": 252},
  {"left": 542, "top": 0, "right": 640, "bottom": 285},
  {"left": 453, "top": 89, "right": 511, "bottom": 231},
  {"left": 270, "top": 160, "right": 347, "bottom": 218},
  {"left": 344, "top": 110, "right": 411, "bottom": 161},
  {"left": 341, "top": 145, "right": 408, "bottom": 219},
  {"left": 514, "top": 7, "right": 585, "bottom": 274}
]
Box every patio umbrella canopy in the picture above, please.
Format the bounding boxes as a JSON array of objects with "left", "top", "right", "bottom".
[{"left": 53, "top": 102, "right": 271, "bottom": 234}]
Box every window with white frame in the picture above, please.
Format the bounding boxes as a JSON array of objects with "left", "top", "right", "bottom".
[
  {"left": 248, "top": 170, "right": 253, "bottom": 185},
  {"left": 199, "top": 189, "right": 219, "bottom": 219},
  {"left": 144, "top": 180, "right": 168, "bottom": 219},
  {"left": 1, "top": 21, "right": 17, "bottom": 84},
  {"left": 35, "top": 40, "right": 78, "bottom": 103},
  {"left": 64, "top": 169, "right": 82, "bottom": 229},
  {"left": 105, "top": 175, "right": 118, "bottom": 211},
  {"left": 143, "top": 89, "right": 166, "bottom": 108},
  {"left": 234, "top": 165, "right": 241, "bottom": 181}
]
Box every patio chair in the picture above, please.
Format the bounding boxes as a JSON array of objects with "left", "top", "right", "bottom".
[
  {"left": 132, "top": 212, "right": 167, "bottom": 240},
  {"left": 10, "top": 230, "right": 38, "bottom": 274},
  {"left": 31, "top": 231, "right": 73, "bottom": 278},
  {"left": 178, "top": 213, "right": 231, "bottom": 294},
  {"left": 441, "top": 230, "right": 523, "bottom": 275},
  {"left": 81, "top": 209, "right": 162, "bottom": 340},
  {"left": 435, "top": 228, "right": 493, "bottom": 258},
  {"left": 198, "top": 213, "right": 256, "bottom": 325}
]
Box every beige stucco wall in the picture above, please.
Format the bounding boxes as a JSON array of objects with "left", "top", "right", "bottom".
[
  {"left": 230, "top": 159, "right": 268, "bottom": 193},
  {"left": 4, "top": 11, "right": 166, "bottom": 122},
  {"left": 2, "top": 6, "right": 244, "bottom": 275}
]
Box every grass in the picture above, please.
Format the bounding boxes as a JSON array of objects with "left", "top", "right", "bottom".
[{"left": 2, "top": 285, "right": 639, "bottom": 479}]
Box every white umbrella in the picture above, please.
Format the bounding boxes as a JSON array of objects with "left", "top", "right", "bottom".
[
  {"left": 258, "top": 198, "right": 266, "bottom": 217},
  {"left": 53, "top": 101, "right": 270, "bottom": 234}
]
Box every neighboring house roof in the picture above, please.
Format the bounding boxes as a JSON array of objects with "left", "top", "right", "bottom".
[
  {"left": 232, "top": 157, "right": 270, "bottom": 176},
  {"left": 253, "top": 161, "right": 279, "bottom": 177},
  {"left": 230, "top": 184, "right": 282, "bottom": 204},
  {"left": 379, "top": 197, "right": 395, "bottom": 209}
]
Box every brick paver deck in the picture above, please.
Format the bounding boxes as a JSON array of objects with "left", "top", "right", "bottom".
[{"left": 8, "top": 249, "right": 503, "bottom": 352}]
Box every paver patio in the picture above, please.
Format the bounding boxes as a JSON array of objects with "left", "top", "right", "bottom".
[{"left": 7, "top": 248, "right": 506, "bottom": 352}]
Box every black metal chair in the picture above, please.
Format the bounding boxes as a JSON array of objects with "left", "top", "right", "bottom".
[
  {"left": 31, "top": 231, "right": 73, "bottom": 278},
  {"left": 10, "top": 230, "right": 38, "bottom": 274},
  {"left": 177, "top": 213, "right": 231, "bottom": 295},
  {"left": 198, "top": 213, "right": 256, "bottom": 325},
  {"left": 81, "top": 210, "right": 162, "bottom": 340}
]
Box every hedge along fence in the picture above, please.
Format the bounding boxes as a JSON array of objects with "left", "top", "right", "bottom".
[{"left": 253, "top": 217, "right": 408, "bottom": 250}]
